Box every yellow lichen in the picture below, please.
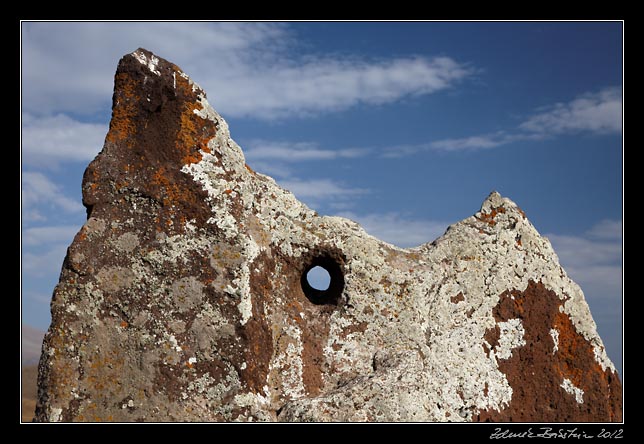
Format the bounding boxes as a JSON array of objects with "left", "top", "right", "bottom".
[{"left": 106, "top": 72, "right": 138, "bottom": 145}]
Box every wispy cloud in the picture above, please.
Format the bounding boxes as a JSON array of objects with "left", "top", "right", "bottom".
[
  {"left": 244, "top": 140, "right": 368, "bottom": 163},
  {"left": 22, "top": 22, "right": 472, "bottom": 120},
  {"left": 244, "top": 140, "right": 371, "bottom": 212},
  {"left": 382, "top": 133, "right": 513, "bottom": 157},
  {"left": 22, "top": 244, "right": 69, "bottom": 278},
  {"left": 586, "top": 219, "right": 622, "bottom": 240},
  {"left": 22, "top": 22, "right": 290, "bottom": 117},
  {"left": 429, "top": 134, "right": 509, "bottom": 151},
  {"left": 279, "top": 178, "right": 368, "bottom": 200},
  {"left": 22, "top": 171, "right": 84, "bottom": 221},
  {"left": 22, "top": 113, "right": 107, "bottom": 168},
  {"left": 519, "top": 87, "right": 622, "bottom": 135},
  {"left": 546, "top": 219, "right": 622, "bottom": 301},
  {"left": 218, "top": 56, "right": 471, "bottom": 119},
  {"left": 23, "top": 225, "right": 80, "bottom": 247},
  {"left": 385, "top": 86, "right": 622, "bottom": 157},
  {"left": 336, "top": 211, "right": 450, "bottom": 248}
]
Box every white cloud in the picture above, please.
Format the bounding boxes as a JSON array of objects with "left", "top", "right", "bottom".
[
  {"left": 247, "top": 161, "right": 294, "bottom": 180},
  {"left": 428, "top": 133, "right": 508, "bottom": 152},
  {"left": 216, "top": 56, "right": 471, "bottom": 119},
  {"left": 386, "top": 87, "right": 622, "bottom": 157},
  {"left": 381, "top": 133, "right": 538, "bottom": 157},
  {"left": 242, "top": 141, "right": 371, "bottom": 210},
  {"left": 22, "top": 113, "right": 107, "bottom": 167},
  {"left": 279, "top": 178, "right": 368, "bottom": 200},
  {"left": 244, "top": 140, "right": 368, "bottom": 162},
  {"left": 546, "top": 219, "right": 622, "bottom": 301},
  {"left": 244, "top": 140, "right": 370, "bottom": 182},
  {"left": 562, "top": 265, "right": 622, "bottom": 300},
  {"left": 336, "top": 211, "right": 450, "bottom": 248},
  {"left": 22, "top": 243, "right": 69, "bottom": 278},
  {"left": 519, "top": 87, "right": 622, "bottom": 135},
  {"left": 22, "top": 22, "right": 472, "bottom": 120},
  {"left": 22, "top": 22, "right": 289, "bottom": 116},
  {"left": 22, "top": 291, "right": 54, "bottom": 305},
  {"left": 22, "top": 171, "right": 84, "bottom": 221},
  {"left": 23, "top": 225, "right": 80, "bottom": 247},
  {"left": 586, "top": 219, "right": 622, "bottom": 240},
  {"left": 546, "top": 233, "right": 621, "bottom": 268}
]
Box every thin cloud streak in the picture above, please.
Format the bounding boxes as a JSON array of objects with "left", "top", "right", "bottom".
[
  {"left": 587, "top": 219, "right": 622, "bottom": 240},
  {"left": 217, "top": 56, "right": 472, "bottom": 119},
  {"left": 384, "top": 86, "right": 622, "bottom": 157},
  {"left": 22, "top": 244, "right": 70, "bottom": 278},
  {"left": 22, "top": 113, "right": 107, "bottom": 168},
  {"left": 519, "top": 87, "right": 622, "bottom": 135},
  {"left": 22, "top": 22, "right": 472, "bottom": 121},
  {"left": 546, "top": 219, "right": 622, "bottom": 301},
  {"left": 244, "top": 140, "right": 369, "bottom": 162},
  {"left": 22, "top": 171, "right": 84, "bottom": 221},
  {"left": 23, "top": 225, "right": 80, "bottom": 247},
  {"left": 336, "top": 211, "right": 450, "bottom": 248},
  {"left": 279, "top": 178, "right": 368, "bottom": 200}
]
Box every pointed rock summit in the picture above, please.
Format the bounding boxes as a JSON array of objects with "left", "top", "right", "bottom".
[{"left": 35, "top": 49, "right": 621, "bottom": 422}]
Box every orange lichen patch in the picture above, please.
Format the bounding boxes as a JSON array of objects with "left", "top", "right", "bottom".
[
  {"left": 553, "top": 311, "right": 604, "bottom": 390},
  {"left": 176, "top": 101, "right": 213, "bottom": 165},
  {"left": 224, "top": 189, "right": 233, "bottom": 195},
  {"left": 172, "top": 72, "right": 215, "bottom": 166},
  {"left": 198, "top": 138, "right": 212, "bottom": 154},
  {"left": 120, "top": 321, "right": 129, "bottom": 329},
  {"left": 106, "top": 72, "right": 138, "bottom": 145},
  {"left": 151, "top": 166, "right": 184, "bottom": 208},
  {"left": 479, "top": 280, "right": 621, "bottom": 422},
  {"left": 477, "top": 206, "right": 506, "bottom": 226},
  {"left": 84, "top": 349, "right": 126, "bottom": 394},
  {"left": 245, "top": 163, "right": 255, "bottom": 174}
]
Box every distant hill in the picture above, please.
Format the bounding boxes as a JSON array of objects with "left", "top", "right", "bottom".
[
  {"left": 22, "top": 325, "right": 45, "bottom": 422},
  {"left": 22, "top": 365, "right": 38, "bottom": 422},
  {"left": 22, "top": 325, "right": 45, "bottom": 366}
]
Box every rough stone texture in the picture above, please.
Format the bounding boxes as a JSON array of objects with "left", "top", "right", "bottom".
[{"left": 35, "top": 49, "right": 622, "bottom": 422}]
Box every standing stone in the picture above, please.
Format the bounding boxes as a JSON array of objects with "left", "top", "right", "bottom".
[{"left": 34, "top": 49, "right": 622, "bottom": 422}]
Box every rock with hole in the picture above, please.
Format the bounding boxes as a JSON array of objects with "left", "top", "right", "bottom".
[{"left": 34, "top": 48, "right": 622, "bottom": 422}]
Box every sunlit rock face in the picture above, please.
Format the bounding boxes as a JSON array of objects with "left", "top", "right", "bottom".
[{"left": 34, "top": 49, "right": 621, "bottom": 422}]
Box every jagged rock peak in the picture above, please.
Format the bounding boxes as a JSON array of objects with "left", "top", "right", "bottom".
[{"left": 35, "top": 49, "right": 621, "bottom": 422}]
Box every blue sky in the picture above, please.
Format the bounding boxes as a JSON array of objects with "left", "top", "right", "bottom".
[{"left": 21, "top": 21, "right": 623, "bottom": 375}]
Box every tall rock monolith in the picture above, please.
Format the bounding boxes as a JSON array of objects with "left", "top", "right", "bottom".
[{"left": 34, "top": 49, "right": 622, "bottom": 422}]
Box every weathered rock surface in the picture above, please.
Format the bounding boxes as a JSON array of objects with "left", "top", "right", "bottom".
[{"left": 35, "top": 49, "right": 622, "bottom": 422}]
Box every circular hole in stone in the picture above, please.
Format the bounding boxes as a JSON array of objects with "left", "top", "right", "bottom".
[
  {"left": 306, "top": 266, "right": 331, "bottom": 291},
  {"left": 301, "top": 255, "right": 344, "bottom": 306}
]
